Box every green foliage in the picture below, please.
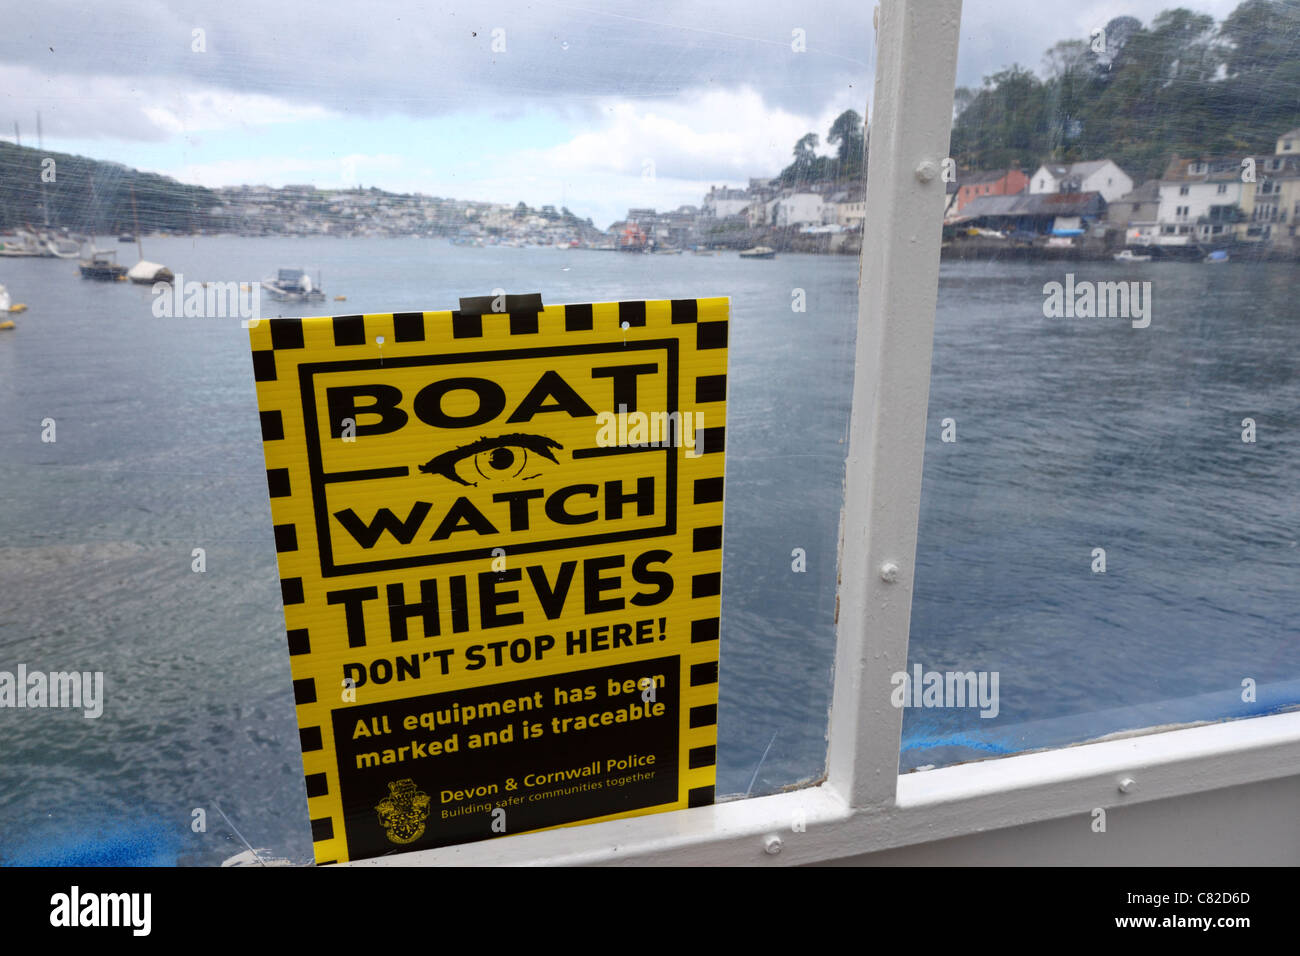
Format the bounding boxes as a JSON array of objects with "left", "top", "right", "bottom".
[
  {"left": 950, "top": 1, "right": 1300, "bottom": 182},
  {"left": 777, "top": 110, "right": 865, "bottom": 187},
  {"left": 0, "top": 142, "right": 220, "bottom": 233}
]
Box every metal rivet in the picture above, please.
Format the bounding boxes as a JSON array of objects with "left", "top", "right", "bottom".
[
  {"left": 880, "top": 562, "right": 899, "bottom": 583},
  {"left": 1118, "top": 777, "right": 1137, "bottom": 794},
  {"left": 764, "top": 835, "right": 783, "bottom": 855},
  {"left": 915, "top": 160, "right": 938, "bottom": 183}
]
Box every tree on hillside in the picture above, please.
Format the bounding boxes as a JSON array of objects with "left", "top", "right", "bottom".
[
  {"left": 777, "top": 112, "right": 871, "bottom": 187},
  {"left": 827, "top": 109, "right": 866, "bottom": 180},
  {"left": 1043, "top": 39, "right": 1091, "bottom": 80},
  {"left": 953, "top": 86, "right": 978, "bottom": 120},
  {"left": 949, "top": 2, "right": 1300, "bottom": 182},
  {"left": 948, "top": 65, "right": 1049, "bottom": 169},
  {"left": 1096, "top": 15, "right": 1143, "bottom": 69},
  {"left": 778, "top": 132, "right": 827, "bottom": 186},
  {"left": 1219, "top": 0, "right": 1300, "bottom": 131},
  {"left": 1221, "top": 0, "right": 1299, "bottom": 74}
]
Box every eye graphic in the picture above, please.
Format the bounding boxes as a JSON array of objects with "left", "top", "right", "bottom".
[{"left": 418, "top": 433, "right": 564, "bottom": 487}]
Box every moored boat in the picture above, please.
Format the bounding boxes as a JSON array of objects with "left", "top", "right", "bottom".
[
  {"left": 738, "top": 245, "right": 776, "bottom": 259},
  {"left": 126, "top": 260, "right": 175, "bottom": 285},
  {"left": 44, "top": 235, "right": 82, "bottom": 258},
  {"left": 0, "top": 283, "right": 22, "bottom": 327},
  {"left": 264, "top": 268, "right": 325, "bottom": 301},
  {"left": 0, "top": 229, "right": 82, "bottom": 258},
  {"left": 125, "top": 188, "right": 173, "bottom": 284},
  {"left": 79, "top": 249, "right": 128, "bottom": 281}
]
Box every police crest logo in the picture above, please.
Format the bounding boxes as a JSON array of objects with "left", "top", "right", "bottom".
[
  {"left": 249, "top": 298, "right": 728, "bottom": 863},
  {"left": 376, "top": 779, "right": 432, "bottom": 844}
]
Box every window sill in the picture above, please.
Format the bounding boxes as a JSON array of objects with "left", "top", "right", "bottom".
[{"left": 348, "top": 709, "right": 1300, "bottom": 866}]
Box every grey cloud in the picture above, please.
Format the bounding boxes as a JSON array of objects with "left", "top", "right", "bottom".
[{"left": 3, "top": 0, "right": 874, "bottom": 137}]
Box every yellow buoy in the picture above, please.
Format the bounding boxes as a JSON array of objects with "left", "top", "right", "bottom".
[
  {"left": 334, "top": 295, "right": 347, "bottom": 301},
  {"left": 0, "top": 319, "right": 15, "bottom": 331},
  {"left": 8, "top": 303, "right": 27, "bottom": 314}
]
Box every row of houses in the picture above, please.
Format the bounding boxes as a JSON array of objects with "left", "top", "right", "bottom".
[
  {"left": 605, "top": 178, "right": 867, "bottom": 251},
  {"left": 945, "top": 127, "right": 1300, "bottom": 254},
  {"left": 702, "top": 179, "right": 867, "bottom": 231},
  {"left": 611, "top": 124, "right": 1300, "bottom": 254},
  {"left": 1122, "top": 133, "right": 1300, "bottom": 249},
  {"left": 952, "top": 160, "right": 1135, "bottom": 213}
]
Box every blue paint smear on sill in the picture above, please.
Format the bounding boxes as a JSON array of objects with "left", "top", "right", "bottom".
[
  {"left": 1, "top": 819, "right": 180, "bottom": 867},
  {"left": 900, "top": 678, "right": 1300, "bottom": 771}
]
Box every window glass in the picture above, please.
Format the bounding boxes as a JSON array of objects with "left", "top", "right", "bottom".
[
  {"left": 906, "top": 0, "right": 1300, "bottom": 771},
  {"left": 0, "top": 2, "right": 871, "bottom": 863}
]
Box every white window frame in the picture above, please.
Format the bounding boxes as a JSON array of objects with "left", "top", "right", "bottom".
[{"left": 356, "top": 0, "right": 1300, "bottom": 867}]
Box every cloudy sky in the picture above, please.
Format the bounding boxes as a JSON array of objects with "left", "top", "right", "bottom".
[{"left": 2, "top": 0, "right": 1243, "bottom": 229}]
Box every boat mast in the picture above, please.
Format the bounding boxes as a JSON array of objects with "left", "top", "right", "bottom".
[
  {"left": 130, "top": 186, "right": 143, "bottom": 261},
  {"left": 38, "top": 112, "right": 49, "bottom": 228}
]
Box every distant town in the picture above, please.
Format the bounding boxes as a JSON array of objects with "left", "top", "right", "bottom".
[
  {"left": 3, "top": 124, "right": 1300, "bottom": 261},
  {"left": 5, "top": 127, "right": 1300, "bottom": 262},
  {"left": 0, "top": 110, "right": 872, "bottom": 256},
  {"left": 204, "top": 177, "right": 866, "bottom": 255}
]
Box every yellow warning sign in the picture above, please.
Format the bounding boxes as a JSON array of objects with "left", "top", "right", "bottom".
[{"left": 249, "top": 298, "right": 728, "bottom": 863}]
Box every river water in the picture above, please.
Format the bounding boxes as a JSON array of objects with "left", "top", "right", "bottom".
[{"left": 0, "top": 237, "right": 1295, "bottom": 864}]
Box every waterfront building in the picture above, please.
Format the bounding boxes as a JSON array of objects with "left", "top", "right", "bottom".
[
  {"left": 1028, "top": 159, "right": 1133, "bottom": 203},
  {"left": 953, "top": 168, "right": 1028, "bottom": 212}
]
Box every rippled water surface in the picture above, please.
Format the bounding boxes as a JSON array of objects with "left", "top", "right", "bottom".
[{"left": 0, "top": 239, "right": 1295, "bottom": 862}]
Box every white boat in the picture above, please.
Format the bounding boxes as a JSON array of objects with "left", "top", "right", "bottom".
[
  {"left": 126, "top": 260, "right": 175, "bottom": 285},
  {"left": 738, "top": 245, "right": 776, "bottom": 259},
  {"left": 44, "top": 235, "right": 82, "bottom": 258},
  {"left": 264, "top": 268, "right": 325, "bottom": 301},
  {"left": 0, "top": 284, "right": 14, "bottom": 329},
  {"left": 0, "top": 283, "right": 23, "bottom": 315},
  {"left": 1114, "top": 249, "right": 1152, "bottom": 262},
  {"left": 0, "top": 229, "right": 82, "bottom": 258}
]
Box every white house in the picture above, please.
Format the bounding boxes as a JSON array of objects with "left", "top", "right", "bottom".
[
  {"left": 823, "top": 191, "right": 866, "bottom": 228},
  {"left": 770, "top": 192, "right": 824, "bottom": 228},
  {"left": 701, "top": 186, "right": 752, "bottom": 219},
  {"left": 1154, "top": 157, "right": 1244, "bottom": 244},
  {"left": 1276, "top": 128, "right": 1300, "bottom": 156},
  {"left": 1028, "top": 160, "right": 1133, "bottom": 203}
]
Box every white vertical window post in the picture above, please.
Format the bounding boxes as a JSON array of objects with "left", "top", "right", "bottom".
[{"left": 827, "top": 0, "right": 963, "bottom": 809}]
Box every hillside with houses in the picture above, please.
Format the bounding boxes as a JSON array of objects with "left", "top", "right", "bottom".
[{"left": 939, "top": 125, "right": 1300, "bottom": 259}]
